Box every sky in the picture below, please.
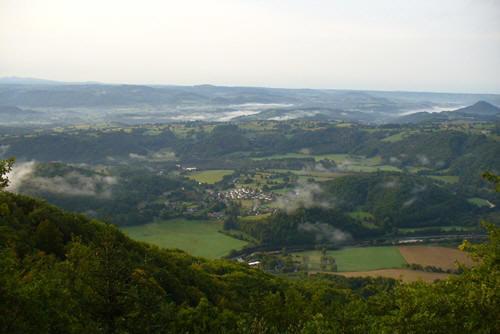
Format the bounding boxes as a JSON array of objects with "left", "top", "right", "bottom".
[{"left": 1, "top": 0, "right": 499, "bottom": 93}]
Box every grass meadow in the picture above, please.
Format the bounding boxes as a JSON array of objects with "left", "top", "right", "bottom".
[
  {"left": 187, "top": 170, "right": 234, "bottom": 184},
  {"left": 122, "top": 219, "right": 247, "bottom": 259}
]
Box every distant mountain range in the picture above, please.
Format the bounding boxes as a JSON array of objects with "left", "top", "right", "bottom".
[
  {"left": 0, "top": 76, "right": 101, "bottom": 85},
  {"left": 0, "top": 77, "right": 499, "bottom": 125},
  {"left": 396, "top": 101, "right": 500, "bottom": 123}
]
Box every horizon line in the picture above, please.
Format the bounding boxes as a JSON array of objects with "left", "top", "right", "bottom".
[{"left": 0, "top": 76, "right": 499, "bottom": 96}]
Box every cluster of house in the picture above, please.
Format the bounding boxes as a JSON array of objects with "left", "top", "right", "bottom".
[{"left": 216, "top": 187, "right": 274, "bottom": 201}]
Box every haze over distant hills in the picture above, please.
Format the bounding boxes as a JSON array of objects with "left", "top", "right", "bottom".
[
  {"left": 0, "top": 77, "right": 499, "bottom": 126},
  {"left": 397, "top": 101, "right": 500, "bottom": 123}
]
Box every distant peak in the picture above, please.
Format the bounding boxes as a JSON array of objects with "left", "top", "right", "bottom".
[
  {"left": 453, "top": 100, "right": 500, "bottom": 115},
  {"left": 472, "top": 100, "right": 495, "bottom": 107}
]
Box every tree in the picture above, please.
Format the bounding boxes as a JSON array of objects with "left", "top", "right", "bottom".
[
  {"left": 35, "top": 220, "right": 65, "bottom": 257},
  {"left": 482, "top": 171, "right": 500, "bottom": 192},
  {"left": 0, "top": 158, "right": 15, "bottom": 190}
]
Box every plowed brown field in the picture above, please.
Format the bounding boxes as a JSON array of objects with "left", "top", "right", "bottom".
[{"left": 398, "top": 246, "right": 474, "bottom": 270}]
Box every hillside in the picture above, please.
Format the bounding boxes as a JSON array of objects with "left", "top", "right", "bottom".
[
  {"left": 1, "top": 184, "right": 499, "bottom": 333},
  {"left": 396, "top": 101, "right": 500, "bottom": 123}
]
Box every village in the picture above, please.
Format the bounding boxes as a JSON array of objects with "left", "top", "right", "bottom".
[{"left": 216, "top": 187, "right": 274, "bottom": 202}]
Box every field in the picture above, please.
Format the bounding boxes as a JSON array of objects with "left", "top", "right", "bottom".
[
  {"left": 122, "top": 219, "right": 247, "bottom": 259},
  {"left": 293, "top": 245, "right": 475, "bottom": 282},
  {"left": 293, "top": 246, "right": 407, "bottom": 272},
  {"left": 347, "top": 211, "right": 374, "bottom": 221},
  {"left": 381, "top": 132, "right": 406, "bottom": 143},
  {"left": 398, "top": 246, "right": 474, "bottom": 270},
  {"left": 187, "top": 169, "right": 234, "bottom": 184},
  {"left": 334, "top": 269, "right": 449, "bottom": 283}
]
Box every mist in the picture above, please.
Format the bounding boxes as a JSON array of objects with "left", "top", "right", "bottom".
[
  {"left": 276, "top": 181, "right": 332, "bottom": 214},
  {"left": 7, "top": 162, "right": 117, "bottom": 198},
  {"left": 298, "top": 223, "right": 351, "bottom": 243}
]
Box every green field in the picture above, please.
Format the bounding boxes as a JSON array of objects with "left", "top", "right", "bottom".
[
  {"left": 381, "top": 132, "right": 406, "bottom": 143},
  {"left": 293, "top": 246, "right": 407, "bottom": 272},
  {"left": 187, "top": 169, "right": 234, "bottom": 184},
  {"left": 122, "top": 219, "right": 247, "bottom": 259},
  {"left": 347, "top": 211, "right": 374, "bottom": 220}
]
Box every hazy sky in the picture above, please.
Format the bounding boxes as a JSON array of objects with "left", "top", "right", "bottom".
[{"left": 1, "top": 0, "right": 499, "bottom": 93}]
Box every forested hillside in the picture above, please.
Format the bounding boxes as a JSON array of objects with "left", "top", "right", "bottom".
[{"left": 1, "top": 164, "right": 499, "bottom": 333}]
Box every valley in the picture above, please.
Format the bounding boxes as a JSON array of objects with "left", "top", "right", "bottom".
[{"left": 2, "top": 117, "right": 498, "bottom": 283}]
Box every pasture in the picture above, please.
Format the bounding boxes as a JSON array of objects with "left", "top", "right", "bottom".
[
  {"left": 122, "top": 219, "right": 247, "bottom": 259},
  {"left": 187, "top": 169, "right": 234, "bottom": 184},
  {"left": 293, "top": 246, "right": 407, "bottom": 272}
]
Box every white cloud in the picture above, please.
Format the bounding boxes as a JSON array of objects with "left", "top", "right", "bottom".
[{"left": 6, "top": 161, "right": 117, "bottom": 198}]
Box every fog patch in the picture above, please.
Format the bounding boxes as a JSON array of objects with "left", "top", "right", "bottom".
[
  {"left": 404, "top": 184, "right": 427, "bottom": 207},
  {"left": 6, "top": 161, "right": 36, "bottom": 191},
  {"left": 403, "top": 197, "right": 417, "bottom": 207},
  {"left": 389, "top": 156, "right": 400, "bottom": 164},
  {"left": 417, "top": 154, "right": 429, "bottom": 165},
  {"left": 298, "top": 223, "right": 351, "bottom": 243},
  {"left": 28, "top": 173, "right": 116, "bottom": 198},
  {"left": 302, "top": 161, "right": 335, "bottom": 173},
  {"left": 276, "top": 181, "right": 331, "bottom": 214},
  {"left": 7, "top": 162, "right": 117, "bottom": 198},
  {"left": 412, "top": 184, "right": 427, "bottom": 194},
  {"left": 435, "top": 160, "right": 446, "bottom": 168},
  {"left": 382, "top": 179, "right": 399, "bottom": 189}
]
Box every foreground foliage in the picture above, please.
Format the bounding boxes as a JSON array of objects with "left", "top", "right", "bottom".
[{"left": 0, "top": 189, "right": 499, "bottom": 333}]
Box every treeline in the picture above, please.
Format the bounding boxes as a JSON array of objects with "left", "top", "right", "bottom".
[
  {"left": 231, "top": 173, "right": 487, "bottom": 249},
  {"left": 321, "top": 173, "right": 480, "bottom": 229},
  {"left": 3, "top": 122, "right": 498, "bottom": 187},
  {"left": 17, "top": 163, "right": 214, "bottom": 226},
  {"left": 235, "top": 207, "right": 377, "bottom": 246}
]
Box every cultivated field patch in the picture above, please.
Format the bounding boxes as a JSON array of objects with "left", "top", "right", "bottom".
[
  {"left": 187, "top": 169, "right": 234, "bottom": 184},
  {"left": 122, "top": 219, "right": 247, "bottom": 259},
  {"left": 294, "top": 246, "right": 407, "bottom": 272},
  {"left": 398, "top": 246, "right": 474, "bottom": 270}
]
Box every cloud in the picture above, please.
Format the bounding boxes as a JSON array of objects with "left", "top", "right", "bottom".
[
  {"left": 298, "top": 223, "right": 351, "bottom": 243},
  {"left": 6, "top": 161, "right": 36, "bottom": 191},
  {"left": 129, "top": 153, "right": 147, "bottom": 160},
  {"left": 389, "top": 156, "right": 401, "bottom": 164},
  {"left": 382, "top": 178, "right": 399, "bottom": 189},
  {"left": 403, "top": 197, "right": 417, "bottom": 207},
  {"left": 416, "top": 154, "right": 430, "bottom": 165},
  {"left": 275, "top": 181, "right": 332, "bottom": 214},
  {"left": 7, "top": 161, "right": 117, "bottom": 198}
]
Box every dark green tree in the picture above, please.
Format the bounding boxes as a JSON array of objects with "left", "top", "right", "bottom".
[
  {"left": 35, "top": 220, "right": 65, "bottom": 257},
  {"left": 0, "top": 157, "right": 15, "bottom": 190}
]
